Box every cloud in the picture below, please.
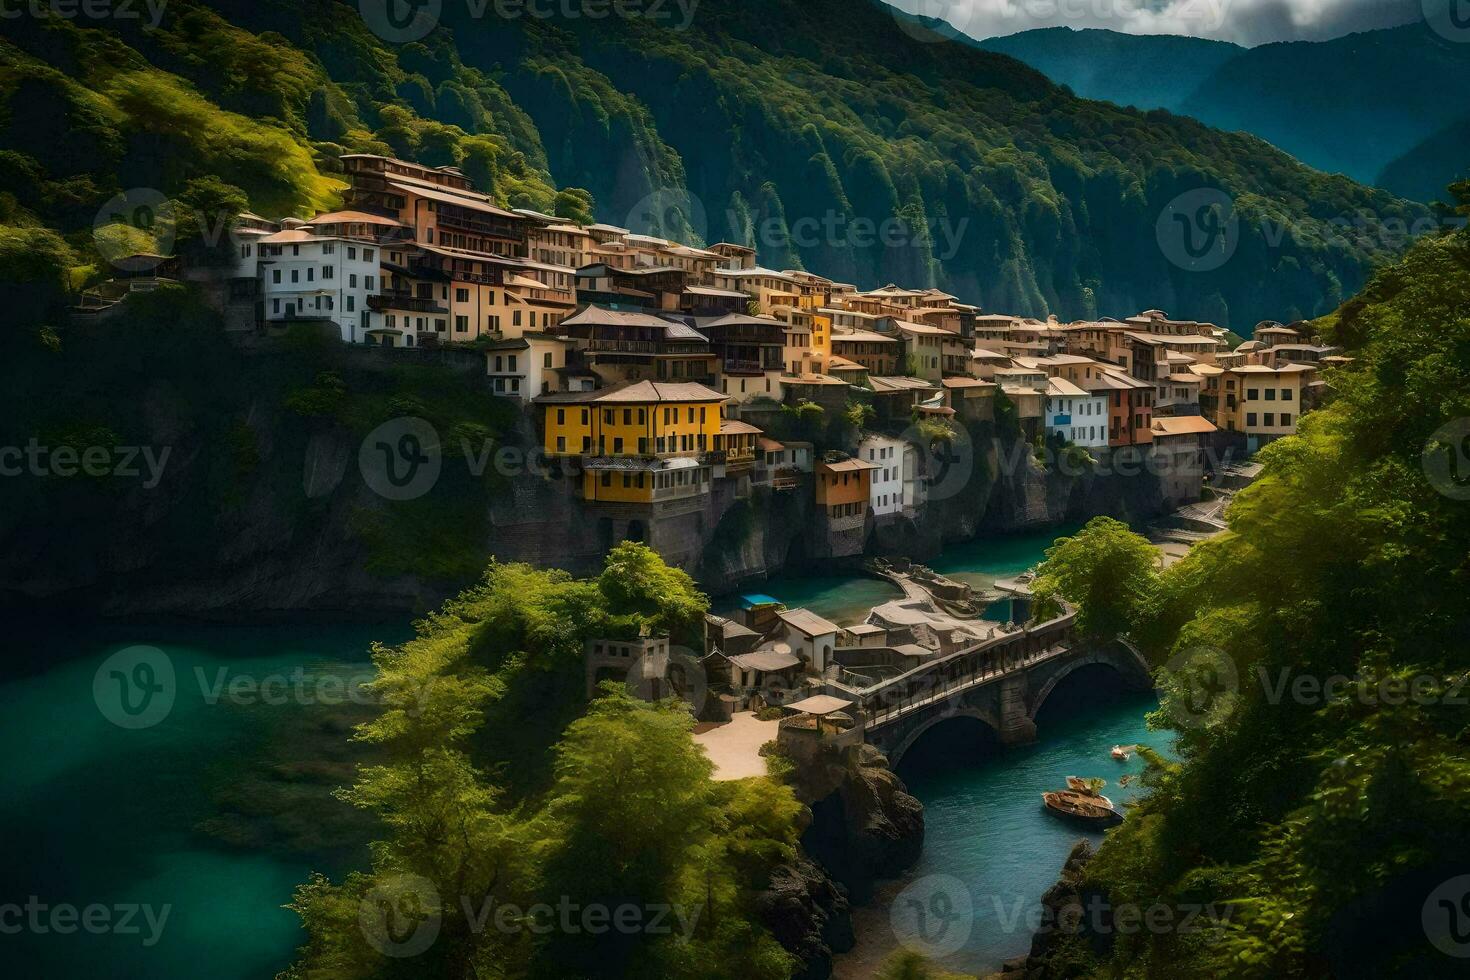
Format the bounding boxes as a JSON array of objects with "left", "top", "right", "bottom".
[{"left": 889, "top": 0, "right": 1427, "bottom": 46}]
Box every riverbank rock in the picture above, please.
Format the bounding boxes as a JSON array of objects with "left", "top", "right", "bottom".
[
  {"left": 756, "top": 855, "right": 854, "bottom": 980},
  {"left": 988, "top": 838, "right": 1114, "bottom": 980},
  {"left": 799, "top": 744, "right": 925, "bottom": 905}
]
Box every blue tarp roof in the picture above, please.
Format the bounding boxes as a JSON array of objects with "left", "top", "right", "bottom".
[{"left": 739, "top": 594, "right": 783, "bottom": 608}]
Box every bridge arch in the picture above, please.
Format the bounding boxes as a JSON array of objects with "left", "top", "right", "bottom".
[
  {"left": 888, "top": 706, "right": 1002, "bottom": 769},
  {"left": 1028, "top": 640, "right": 1154, "bottom": 721}
]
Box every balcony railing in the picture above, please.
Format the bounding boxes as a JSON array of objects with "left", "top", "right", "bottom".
[{"left": 369, "top": 293, "right": 447, "bottom": 314}]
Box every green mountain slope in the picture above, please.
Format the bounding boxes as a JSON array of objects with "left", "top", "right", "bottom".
[
  {"left": 0, "top": 0, "right": 1433, "bottom": 331},
  {"left": 974, "top": 27, "right": 1242, "bottom": 112}
]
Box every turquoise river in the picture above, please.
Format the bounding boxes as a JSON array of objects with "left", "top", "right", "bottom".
[{"left": 3, "top": 523, "right": 1172, "bottom": 978}]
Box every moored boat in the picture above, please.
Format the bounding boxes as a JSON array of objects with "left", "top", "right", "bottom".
[
  {"left": 1065, "top": 776, "right": 1115, "bottom": 808},
  {"left": 1042, "top": 790, "right": 1124, "bottom": 828},
  {"left": 1111, "top": 744, "right": 1131, "bottom": 761}
]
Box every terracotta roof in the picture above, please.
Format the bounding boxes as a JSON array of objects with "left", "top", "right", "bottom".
[
  {"left": 308, "top": 210, "right": 404, "bottom": 227},
  {"left": 833, "top": 330, "right": 900, "bottom": 344},
  {"left": 778, "top": 608, "right": 841, "bottom": 636},
  {"left": 719, "top": 419, "right": 763, "bottom": 435},
  {"left": 727, "top": 648, "right": 801, "bottom": 672},
  {"left": 784, "top": 694, "right": 854, "bottom": 715},
  {"left": 386, "top": 180, "right": 520, "bottom": 218},
  {"left": 819, "top": 458, "right": 880, "bottom": 473},
  {"left": 757, "top": 437, "right": 785, "bottom": 451},
  {"left": 535, "top": 380, "right": 726, "bottom": 405},
  {"left": 1151, "top": 416, "right": 1218, "bottom": 436},
  {"left": 560, "top": 306, "right": 680, "bottom": 330}
]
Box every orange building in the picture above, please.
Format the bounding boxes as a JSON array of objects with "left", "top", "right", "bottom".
[{"left": 815, "top": 458, "right": 878, "bottom": 530}]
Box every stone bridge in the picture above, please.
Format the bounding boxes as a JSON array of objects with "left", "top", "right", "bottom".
[{"left": 843, "top": 612, "right": 1154, "bottom": 766}]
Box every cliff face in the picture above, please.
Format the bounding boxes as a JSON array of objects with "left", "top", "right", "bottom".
[
  {"left": 765, "top": 742, "right": 925, "bottom": 979},
  {"left": 0, "top": 386, "right": 1172, "bottom": 618}
]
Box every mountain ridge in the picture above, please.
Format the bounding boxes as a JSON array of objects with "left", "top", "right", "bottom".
[{"left": 0, "top": 0, "right": 1434, "bottom": 330}]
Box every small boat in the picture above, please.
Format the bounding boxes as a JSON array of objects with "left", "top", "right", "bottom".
[
  {"left": 1111, "top": 745, "right": 1131, "bottom": 761},
  {"left": 1065, "top": 776, "right": 1114, "bottom": 808},
  {"left": 1042, "top": 790, "right": 1124, "bottom": 828}
]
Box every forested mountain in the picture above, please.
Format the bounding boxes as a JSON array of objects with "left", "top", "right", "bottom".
[
  {"left": 0, "top": 0, "right": 1432, "bottom": 330},
  {"left": 974, "top": 23, "right": 1470, "bottom": 203}
]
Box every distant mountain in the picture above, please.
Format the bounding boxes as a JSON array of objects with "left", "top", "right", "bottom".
[
  {"left": 1378, "top": 116, "right": 1470, "bottom": 204},
  {"left": 975, "top": 28, "right": 1242, "bottom": 112},
  {"left": 972, "top": 23, "right": 1470, "bottom": 202}
]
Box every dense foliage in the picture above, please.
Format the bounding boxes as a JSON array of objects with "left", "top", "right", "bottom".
[
  {"left": 284, "top": 545, "right": 804, "bottom": 979},
  {"left": 1032, "top": 218, "right": 1470, "bottom": 976},
  {"left": 0, "top": 0, "right": 1435, "bottom": 331}
]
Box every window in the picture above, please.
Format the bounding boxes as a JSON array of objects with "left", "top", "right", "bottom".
[
  {"left": 456, "top": 288, "right": 469, "bottom": 303},
  {"left": 290, "top": 269, "right": 299, "bottom": 283},
  {"left": 556, "top": 436, "right": 566, "bottom": 452},
  {"left": 347, "top": 247, "right": 356, "bottom": 260},
  {"left": 272, "top": 298, "right": 280, "bottom": 314},
  {"left": 306, "top": 268, "right": 314, "bottom": 282},
  {"left": 1247, "top": 388, "right": 1259, "bottom": 400},
  {"left": 1264, "top": 413, "right": 1275, "bottom": 427},
  {"left": 322, "top": 242, "right": 335, "bottom": 255},
  {"left": 363, "top": 249, "right": 374, "bottom": 262},
  {"left": 349, "top": 274, "right": 357, "bottom": 288},
  {"left": 513, "top": 310, "right": 522, "bottom": 327},
  {"left": 1265, "top": 388, "right": 1276, "bottom": 401},
  {"left": 543, "top": 352, "right": 552, "bottom": 368},
  {"left": 346, "top": 296, "right": 355, "bottom": 312},
  {"left": 1246, "top": 412, "right": 1258, "bottom": 427},
  {"left": 240, "top": 244, "right": 252, "bottom": 258},
  {"left": 1281, "top": 413, "right": 1293, "bottom": 427},
  {"left": 508, "top": 355, "right": 517, "bottom": 372},
  {"left": 1282, "top": 388, "right": 1294, "bottom": 401},
  {"left": 365, "top": 276, "right": 375, "bottom": 291},
  {"left": 322, "top": 266, "right": 334, "bottom": 280},
  {"left": 272, "top": 269, "right": 281, "bottom": 284},
  {"left": 455, "top": 315, "right": 468, "bottom": 333}
]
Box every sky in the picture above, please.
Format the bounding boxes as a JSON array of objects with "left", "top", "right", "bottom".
[{"left": 887, "top": 0, "right": 1430, "bottom": 47}]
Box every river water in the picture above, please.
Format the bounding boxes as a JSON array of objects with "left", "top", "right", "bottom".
[{"left": 3, "top": 523, "right": 1164, "bottom": 978}]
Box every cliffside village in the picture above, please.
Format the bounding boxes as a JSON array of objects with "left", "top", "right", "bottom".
[{"left": 79, "top": 154, "right": 1349, "bottom": 713}]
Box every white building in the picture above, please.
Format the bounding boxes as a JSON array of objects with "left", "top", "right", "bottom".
[
  {"left": 258, "top": 218, "right": 382, "bottom": 343},
  {"left": 1046, "top": 377, "right": 1109, "bottom": 448},
  {"left": 860, "top": 433, "right": 908, "bottom": 516},
  {"left": 483, "top": 332, "right": 572, "bottom": 401}
]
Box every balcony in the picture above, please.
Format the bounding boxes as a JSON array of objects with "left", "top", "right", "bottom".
[{"left": 369, "top": 293, "right": 448, "bottom": 314}]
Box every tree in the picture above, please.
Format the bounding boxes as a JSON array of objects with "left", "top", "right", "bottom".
[
  {"left": 597, "top": 540, "right": 708, "bottom": 643},
  {"left": 553, "top": 187, "right": 596, "bottom": 225},
  {"left": 1030, "top": 517, "right": 1159, "bottom": 639}
]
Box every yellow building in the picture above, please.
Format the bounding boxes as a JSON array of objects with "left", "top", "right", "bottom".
[{"left": 537, "top": 380, "right": 727, "bottom": 503}]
